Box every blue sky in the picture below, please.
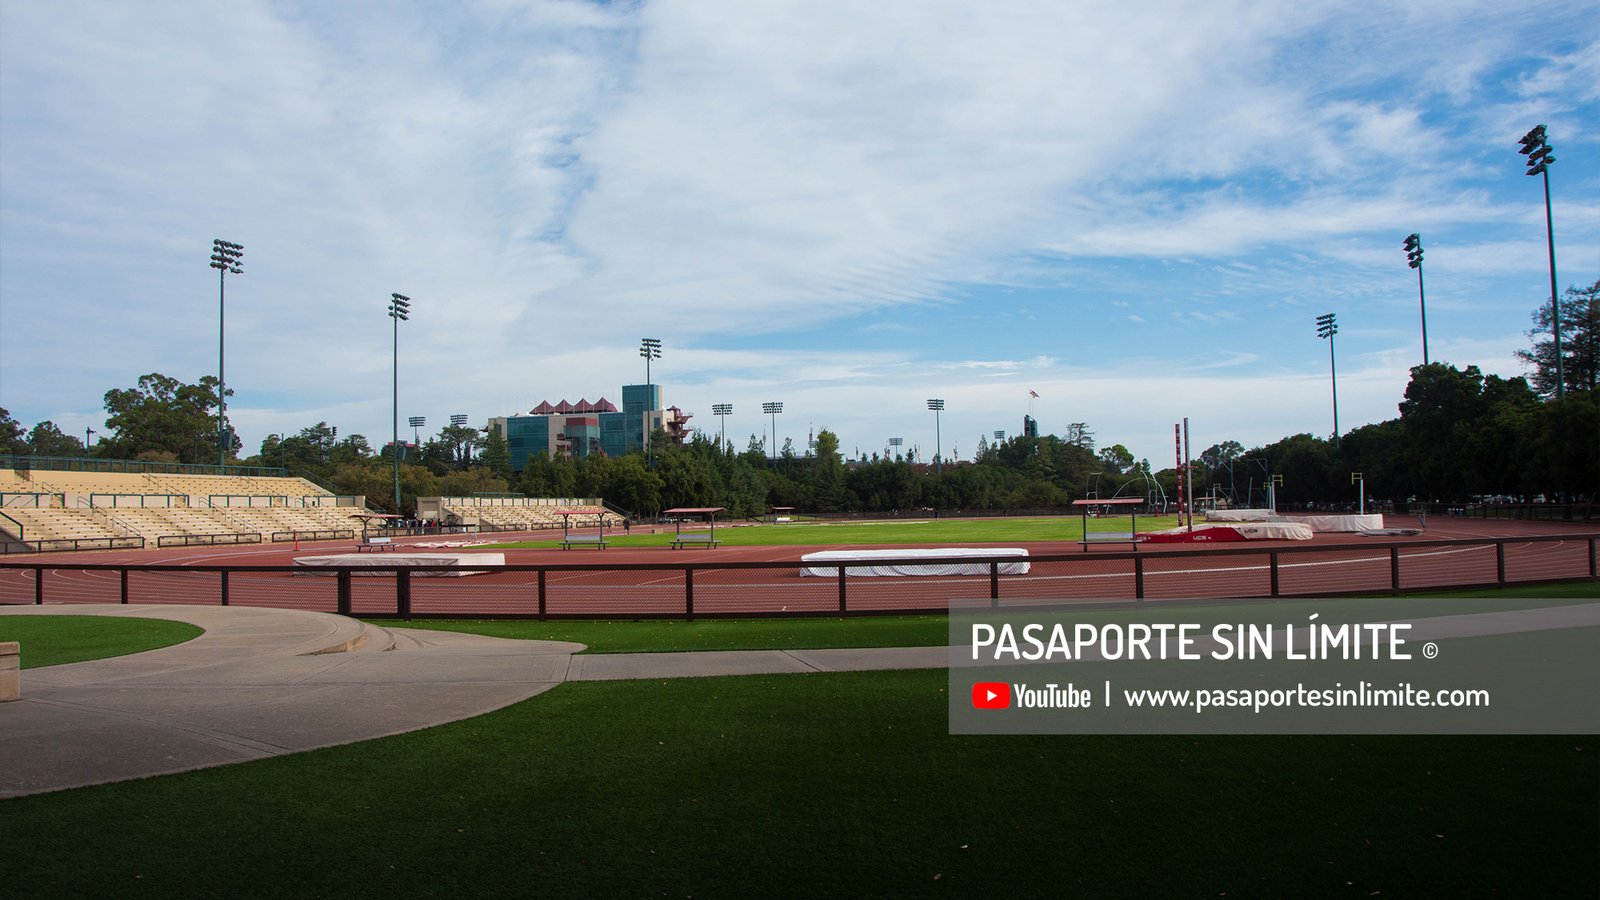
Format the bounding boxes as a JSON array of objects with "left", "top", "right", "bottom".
[{"left": 1, "top": 0, "right": 1596, "bottom": 468}]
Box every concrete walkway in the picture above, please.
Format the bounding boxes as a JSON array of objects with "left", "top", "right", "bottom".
[
  {"left": 0, "top": 605, "right": 585, "bottom": 798},
  {"left": 0, "top": 605, "right": 945, "bottom": 798}
]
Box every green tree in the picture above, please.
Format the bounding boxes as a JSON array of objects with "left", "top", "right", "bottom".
[
  {"left": 1516, "top": 279, "right": 1600, "bottom": 397},
  {"left": 26, "top": 421, "right": 85, "bottom": 456},
  {"left": 102, "top": 373, "right": 236, "bottom": 463},
  {"left": 481, "top": 426, "right": 512, "bottom": 479},
  {"left": 0, "top": 408, "right": 26, "bottom": 455}
]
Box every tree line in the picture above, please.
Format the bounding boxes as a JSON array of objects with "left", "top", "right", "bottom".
[{"left": 3, "top": 283, "right": 1593, "bottom": 514}]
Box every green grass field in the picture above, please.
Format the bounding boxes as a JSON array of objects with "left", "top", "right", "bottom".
[
  {"left": 368, "top": 581, "right": 1600, "bottom": 654},
  {"left": 0, "top": 615, "right": 201, "bottom": 668},
  {"left": 1, "top": 670, "right": 1593, "bottom": 897},
  {"left": 484, "top": 514, "right": 1171, "bottom": 549}
]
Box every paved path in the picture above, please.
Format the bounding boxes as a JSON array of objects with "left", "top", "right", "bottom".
[{"left": 0, "top": 605, "right": 584, "bottom": 798}]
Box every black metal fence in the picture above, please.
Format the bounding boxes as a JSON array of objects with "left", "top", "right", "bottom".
[{"left": 2, "top": 533, "right": 1594, "bottom": 620}]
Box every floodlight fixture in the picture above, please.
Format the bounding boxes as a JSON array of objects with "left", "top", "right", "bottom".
[
  {"left": 409, "top": 416, "right": 426, "bottom": 447},
  {"left": 927, "top": 399, "right": 945, "bottom": 474},
  {"left": 1316, "top": 313, "right": 1339, "bottom": 445},
  {"left": 994, "top": 430, "right": 1005, "bottom": 441},
  {"left": 1518, "top": 124, "right": 1563, "bottom": 397},
  {"left": 712, "top": 403, "right": 733, "bottom": 451},
  {"left": 209, "top": 238, "right": 244, "bottom": 469},
  {"left": 640, "top": 337, "right": 662, "bottom": 385},
  {"left": 1402, "top": 233, "right": 1428, "bottom": 365},
  {"left": 450, "top": 414, "right": 469, "bottom": 427},
  {"left": 388, "top": 293, "right": 414, "bottom": 514},
  {"left": 762, "top": 401, "right": 783, "bottom": 459}
]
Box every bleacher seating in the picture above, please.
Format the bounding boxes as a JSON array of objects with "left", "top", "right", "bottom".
[
  {"left": 432, "top": 497, "right": 623, "bottom": 532},
  {"left": 1, "top": 467, "right": 367, "bottom": 550}
]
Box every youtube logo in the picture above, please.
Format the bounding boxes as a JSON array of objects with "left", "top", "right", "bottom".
[{"left": 972, "top": 682, "right": 1011, "bottom": 709}]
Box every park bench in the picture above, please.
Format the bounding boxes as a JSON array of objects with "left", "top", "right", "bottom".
[
  {"left": 356, "top": 537, "right": 398, "bottom": 552},
  {"left": 669, "top": 533, "right": 720, "bottom": 550},
  {"left": 559, "top": 535, "right": 607, "bottom": 550}
]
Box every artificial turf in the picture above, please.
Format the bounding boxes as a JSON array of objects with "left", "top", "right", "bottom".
[
  {"left": 366, "top": 581, "right": 1600, "bottom": 654},
  {"left": 0, "top": 615, "right": 202, "bottom": 668},
  {"left": 0, "top": 669, "right": 1593, "bottom": 897}
]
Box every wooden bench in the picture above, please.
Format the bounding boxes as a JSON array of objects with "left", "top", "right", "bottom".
[
  {"left": 670, "top": 533, "right": 720, "bottom": 549},
  {"left": 1078, "top": 532, "right": 1139, "bottom": 552},
  {"left": 356, "top": 537, "right": 398, "bottom": 552},
  {"left": 559, "top": 536, "right": 607, "bottom": 550}
]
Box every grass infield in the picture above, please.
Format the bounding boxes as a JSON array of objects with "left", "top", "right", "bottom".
[
  {"left": 0, "top": 615, "right": 201, "bottom": 668},
  {"left": 0, "top": 670, "right": 1593, "bottom": 897},
  {"left": 483, "top": 514, "right": 1173, "bottom": 549}
]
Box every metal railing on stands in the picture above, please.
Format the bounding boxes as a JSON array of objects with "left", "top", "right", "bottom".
[
  {"left": 1, "top": 536, "right": 145, "bottom": 555},
  {"left": 155, "top": 533, "right": 263, "bottom": 548},
  {"left": 1, "top": 454, "right": 288, "bottom": 478},
  {"left": 3, "top": 533, "right": 1593, "bottom": 619},
  {"left": 271, "top": 529, "right": 356, "bottom": 543}
]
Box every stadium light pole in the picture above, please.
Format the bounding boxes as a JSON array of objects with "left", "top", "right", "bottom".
[
  {"left": 640, "top": 338, "right": 661, "bottom": 386},
  {"left": 409, "top": 416, "right": 426, "bottom": 450},
  {"left": 712, "top": 404, "right": 732, "bottom": 452},
  {"left": 209, "top": 239, "right": 243, "bottom": 470},
  {"left": 888, "top": 436, "right": 903, "bottom": 460},
  {"left": 1316, "top": 313, "right": 1339, "bottom": 446},
  {"left": 388, "top": 293, "right": 411, "bottom": 516},
  {"left": 927, "top": 399, "right": 945, "bottom": 475},
  {"left": 84, "top": 427, "right": 95, "bottom": 456},
  {"left": 1403, "top": 233, "right": 1428, "bottom": 365},
  {"left": 762, "top": 402, "right": 783, "bottom": 460},
  {"left": 1519, "top": 124, "right": 1562, "bottom": 398}
]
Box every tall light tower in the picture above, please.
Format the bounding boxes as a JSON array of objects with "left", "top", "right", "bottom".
[
  {"left": 388, "top": 293, "right": 411, "bottom": 515},
  {"left": 927, "top": 399, "right": 945, "bottom": 474},
  {"left": 209, "top": 239, "right": 243, "bottom": 469},
  {"left": 1403, "top": 233, "right": 1428, "bottom": 365},
  {"left": 1316, "top": 313, "right": 1339, "bottom": 446},
  {"left": 712, "top": 403, "right": 733, "bottom": 452},
  {"left": 888, "top": 436, "right": 903, "bottom": 460},
  {"left": 409, "top": 416, "right": 426, "bottom": 449},
  {"left": 639, "top": 337, "right": 662, "bottom": 385},
  {"left": 762, "top": 401, "right": 783, "bottom": 460},
  {"left": 1519, "top": 124, "right": 1563, "bottom": 398}
]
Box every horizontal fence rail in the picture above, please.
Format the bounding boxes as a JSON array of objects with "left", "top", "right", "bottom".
[{"left": 1, "top": 534, "right": 1594, "bottom": 620}]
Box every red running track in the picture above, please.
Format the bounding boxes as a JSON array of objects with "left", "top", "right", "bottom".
[{"left": 1, "top": 517, "right": 1594, "bottom": 617}]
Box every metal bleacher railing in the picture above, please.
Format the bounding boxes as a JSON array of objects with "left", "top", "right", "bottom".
[{"left": 2, "top": 533, "right": 1594, "bottom": 620}]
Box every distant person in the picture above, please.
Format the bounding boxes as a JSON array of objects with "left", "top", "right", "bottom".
[{"left": 623, "top": 518, "right": 631, "bottom": 535}]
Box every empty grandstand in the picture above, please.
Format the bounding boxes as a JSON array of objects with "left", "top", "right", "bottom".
[
  {"left": 1, "top": 464, "right": 367, "bottom": 552},
  {"left": 415, "top": 495, "right": 624, "bottom": 532}
]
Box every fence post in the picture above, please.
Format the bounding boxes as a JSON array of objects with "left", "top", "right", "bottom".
[
  {"left": 34, "top": 566, "right": 42, "bottom": 605},
  {"left": 337, "top": 570, "right": 351, "bottom": 616},
  {"left": 1134, "top": 555, "right": 1145, "bottom": 601},
  {"left": 1390, "top": 546, "right": 1401, "bottom": 594},
  {"left": 837, "top": 565, "right": 847, "bottom": 614},
  {"left": 537, "top": 569, "right": 547, "bottom": 621},
  {"left": 1269, "top": 552, "right": 1280, "bottom": 598},
  {"left": 397, "top": 568, "right": 411, "bottom": 621},
  {"left": 220, "top": 570, "right": 229, "bottom": 606},
  {"left": 989, "top": 561, "right": 999, "bottom": 607},
  {"left": 685, "top": 567, "right": 695, "bottom": 621},
  {"left": 1495, "top": 541, "right": 1506, "bottom": 584},
  {"left": 121, "top": 569, "right": 129, "bottom": 604}
]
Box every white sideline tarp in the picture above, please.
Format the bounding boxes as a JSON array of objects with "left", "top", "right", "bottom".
[
  {"left": 293, "top": 552, "right": 505, "bottom": 576},
  {"left": 1205, "top": 509, "right": 1276, "bottom": 522},
  {"left": 1284, "top": 514, "right": 1384, "bottom": 532},
  {"left": 799, "top": 548, "right": 1030, "bottom": 577}
]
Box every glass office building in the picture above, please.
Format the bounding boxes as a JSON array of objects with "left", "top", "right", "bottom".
[{"left": 489, "top": 384, "right": 689, "bottom": 471}]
